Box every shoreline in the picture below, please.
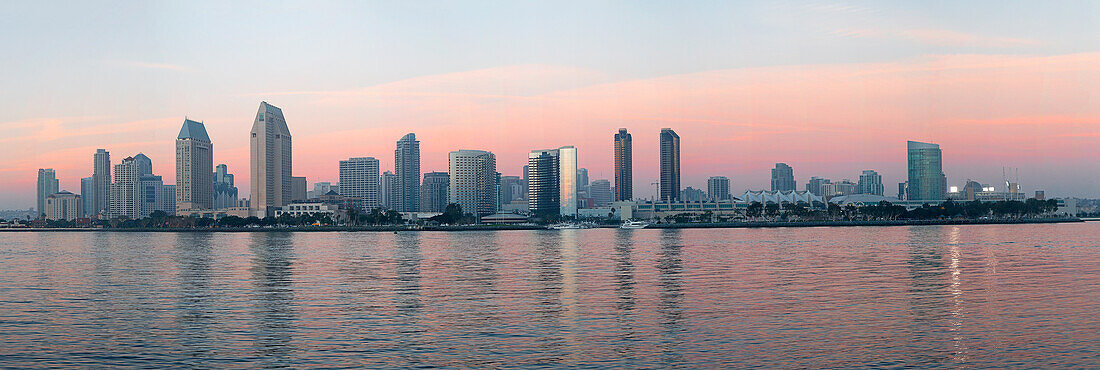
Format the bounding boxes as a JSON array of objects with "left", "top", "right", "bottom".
[{"left": 0, "top": 217, "right": 1083, "bottom": 232}]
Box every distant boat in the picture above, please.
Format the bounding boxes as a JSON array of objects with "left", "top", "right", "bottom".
[
  {"left": 620, "top": 221, "right": 649, "bottom": 229},
  {"left": 548, "top": 223, "right": 587, "bottom": 230}
]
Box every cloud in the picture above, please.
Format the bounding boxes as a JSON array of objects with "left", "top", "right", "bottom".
[
  {"left": 111, "top": 60, "right": 191, "bottom": 71},
  {"left": 899, "top": 29, "right": 1039, "bottom": 48}
]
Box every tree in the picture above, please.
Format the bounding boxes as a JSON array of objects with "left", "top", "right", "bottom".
[
  {"left": 764, "top": 202, "right": 780, "bottom": 218},
  {"left": 746, "top": 202, "right": 763, "bottom": 219},
  {"left": 429, "top": 203, "right": 464, "bottom": 224}
]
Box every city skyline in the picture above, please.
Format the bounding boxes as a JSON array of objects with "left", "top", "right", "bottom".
[{"left": 3, "top": 2, "right": 1100, "bottom": 208}]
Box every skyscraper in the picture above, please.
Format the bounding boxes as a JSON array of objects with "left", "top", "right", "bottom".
[
  {"left": 45, "top": 191, "right": 81, "bottom": 221},
  {"left": 806, "top": 176, "right": 830, "bottom": 196},
  {"left": 659, "top": 128, "right": 680, "bottom": 202},
  {"left": 907, "top": 141, "right": 947, "bottom": 202},
  {"left": 395, "top": 133, "right": 420, "bottom": 212},
  {"left": 857, "top": 170, "right": 884, "bottom": 195},
  {"left": 576, "top": 168, "right": 589, "bottom": 195},
  {"left": 771, "top": 163, "right": 796, "bottom": 192},
  {"left": 527, "top": 146, "right": 578, "bottom": 217},
  {"left": 213, "top": 164, "right": 238, "bottom": 210},
  {"left": 36, "top": 169, "right": 58, "bottom": 218},
  {"left": 80, "top": 177, "right": 93, "bottom": 217},
  {"left": 420, "top": 172, "right": 449, "bottom": 213},
  {"left": 176, "top": 119, "right": 213, "bottom": 211},
  {"left": 381, "top": 171, "right": 399, "bottom": 210},
  {"left": 448, "top": 150, "right": 497, "bottom": 217},
  {"left": 92, "top": 149, "right": 111, "bottom": 217},
  {"left": 250, "top": 102, "right": 292, "bottom": 216},
  {"left": 707, "top": 176, "right": 731, "bottom": 201},
  {"left": 339, "top": 157, "right": 380, "bottom": 209},
  {"left": 500, "top": 175, "right": 523, "bottom": 205},
  {"left": 110, "top": 157, "right": 140, "bottom": 219},
  {"left": 133, "top": 153, "right": 153, "bottom": 176},
  {"left": 614, "top": 128, "right": 633, "bottom": 201}
]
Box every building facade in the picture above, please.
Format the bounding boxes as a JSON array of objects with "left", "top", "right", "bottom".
[
  {"left": 420, "top": 172, "right": 449, "bottom": 213},
  {"left": 906, "top": 141, "right": 947, "bottom": 202},
  {"left": 176, "top": 119, "right": 214, "bottom": 211},
  {"left": 708, "top": 176, "right": 731, "bottom": 201},
  {"left": 36, "top": 168, "right": 58, "bottom": 219},
  {"left": 589, "top": 179, "right": 612, "bottom": 207},
  {"left": 659, "top": 128, "right": 680, "bottom": 202},
  {"left": 448, "top": 150, "right": 497, "bottom": 217},
  {"left": 45, "top": 191, "right": 81, "bottom": 221},
  {"left": 395, "top": 133, "right": 420, "bottom": 212},
  {"left": 381, "top": 171, "right": 399, "bottom": 210},
  {"left": 771, "top": 163, "right": 796, "bottom": 192},
  {"left": 857, "top": 170, "right": 884, "bottom": 195},
  {"left": 250, "top": 102, "right": 292, "bottom": 216},
  {"left": 291, "top": 176, "right": 307, "bottom": 202},
  {"left": 80, "top": 176, "right": 94, "bottom": 217},
  {"left": 614, "top": 128, "right": 632, "bottom": 201},
  {"left": 213, "top": 164, "right": 238, "bottom": 210},
  {"left": 339, "top": 157, "right": 380, "bottom": 210},
  {"left": 92, "top": 149, "right": 111, "bottom": 217},
  {"left": 110, "top": 157, "right": 141, "bottom": 219}
]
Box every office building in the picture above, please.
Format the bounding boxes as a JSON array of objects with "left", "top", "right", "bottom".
[
  {"left": 110, "top": 157, "right": 141, "bottom": 219},
  {"left": 907, "top": 141, "right": 947, "bottom": 202},
  {"left": 420, "top": 172, "right": 449, "bottom": 213},
  {"left": 659, "top": 128, "right": 680, "bottom": 201},
  {"left": 448, "top": 150, "right": 497, "bottom": 217},
  {"left": 92, "top": 149, "right": 111, "bottom": 217},
  {"left": 176, "top": 119, "right": 214, "bottom": 211},
  {"left": 80, "top": 177, "right": 94, "bottom": 217},
  {"left": 139, "top": 173, "right": 170, "bottom": 217},
  {"left": 36, "top": 168, "right": 58, "bottom": 218},
  {"left": 708, "top": 176, "right": 731, "bottom": 201},
  {"left": 308, "top": 182, "right": 334, "bottom": 200},
  {"left": 857, "top": 170, "right": 884, "bottom": 195},
  {"left": 213, "top": 164, "right": 238, "bottom": 210},
  {"left": 527, "top": 146, "right": 578, "bottom": 217},
  {"left": 250, "top": 101, "right": 292, "bottom": 216},
  {"left": 395, "top": 133, "right": 420, "bottom": 212},
  {"left": 381, "top": 171, "right": 399, "bottom": 210},
  {"left": 45, "top": 191, "right": 81, "bottom": 221},
  {"left": 898, "top": 182, "right": 908, "bottom": 200},
  {"left": 133, "top": 153, "right": 153, "bottom": 176},
  {"left": 589, "top": 179, "right": 612, "bottom": 207},
  {"left": 680, "top": 187, "right": 706, "bottom": 202},
  {"left": 291, "top": 176, "right": 306, "bottom": 202},
  {"left": 576, "top": 168, "right": 589, "bottom": 196},
  {"left": 806, "top": 176, "right": 830, "bottom": 197},
  {"left": 520, "top": 164, "right": 529, "bottom": 201},
  {"left": 339, "top": 157, "right": 380, "bottom": 209},
  {"left": 614, "top": 128, "right": 632, "bottom": 201},
  {"left": 771, "top": 163, "right": 796, "bottom": 192},
  {"left": 500, "top": 175, "right": 523, "bottom": 205}
]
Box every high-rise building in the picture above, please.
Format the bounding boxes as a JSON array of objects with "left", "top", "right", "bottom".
[
  {"left": 680, "top": 186, "right": 706, "bottom": 202},
  {"left": 659, "top": 128, "right": 680, "bottom": 202},
  {"left": 45, "top": 191, "right": 81, "bottom": 221},
  {"left": 898, "top": 182, "right": 908, "bottom": 200},
  {"left": 500, "top": 175, "right": 523, "bottom": 205},
  {"left": 576, "top": 168, "right": 589, "bottom": 195},
  {"left": 614, "top": 128, "right": 632, "bottom": 201},
  {"left": 771, "top": 163, "right": 796, "bottom": 192},
  {"left": 520, "top": 165, "right": 529, "bottom": 201},
  {"left": 80, "top": 177, "right": 94, "bottom": 217},
  {"left": 395, "top": 133, "right": 420, "bottom": 212},
  {"left": 110, "top": 157, "right": 141, "bottom": 219},
  {"left": 527, "top": 146, "right": 578, "bottom": 217},
  {"left": 213, "top": 164, "right": 238, "bottom": 210},
  {"left": 857, "top": 170, "right": 884, "bottom": 195},
  {"left": 36, "top": 169, "right": 58, "bottom": 218},
  {"left": 707, "top": 176, "right": 731, "bottom": 201},
  {"left": 806, "top": 176, "right": 830, "bottom": 196},
  {"left": 250, "top": 102, "right": 292, "bottom": 216},
  {"left": 133, "top": 153, "right": 153, "bottom": 176},
  {"left": 339, "top": 157, "right": 380, "bottom": 209},
  {"left": 907, "top": 141, "right": 946, "bottom": 202},
  {"left": 291, "top": 176, "right": 307, "bottom": 202},
  {"left": 589, "top": 179, "right": 612, "bottom": 207},
  {"left": 822, "top": 179, "right": 857, "bottom": 198},
  {"left": 92, "top": 149, "right": 111, "bottom": 217},
  {"left": 381, "top": 171, "right": 399, "bottom": 210},
  {"left": 420, "top": 172, "right": 449, "bottom": 213},
  {"left": 176, "top": 119, "right": 213, "bottom": 211},
  {"left": 139, "top": 173, "right": 169, "bottom": 217},
  {"left": 448, "top": 150, "right": 497, "bottom": 217}
]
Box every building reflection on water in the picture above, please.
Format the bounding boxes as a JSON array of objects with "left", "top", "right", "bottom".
[
  {"left": 392, "top": 232, "right": 426, "bottom": 365},
  {"left": 613, "top": 229, "right": 638, "bottom": 361},
  {"left": 657, "top": 229, "right": 685, "bottom": 367},
  {"left": 174, "top": 233, "right": 216, "bottom": 360},
  {"left": 248, "top": 232, "right": 297, "bottom": 367},
  {"left": 905, "top": 225, "right": 969, "bottom": 365}
]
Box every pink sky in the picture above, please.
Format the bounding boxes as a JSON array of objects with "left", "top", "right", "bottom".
[{"left": 3, "top": 52, "right": 1099, "bottom": 207}]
